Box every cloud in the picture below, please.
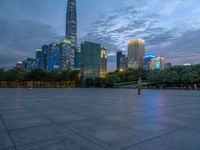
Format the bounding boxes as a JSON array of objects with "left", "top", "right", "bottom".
[
  {"left": 0, "top": 19, "right": 61, "bottom": 68},
  {"left": 82, "top": 0, "right": 200, "bottom": 71}
]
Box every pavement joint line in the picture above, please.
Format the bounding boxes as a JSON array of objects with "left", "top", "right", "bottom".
[
  {"left": 43, "top": 118, "right": 109, "bottom": 150},
  {"left": 0, "top": 115, "right": 17, "bottom": 150},
  {"left": 120, "top": 126, "right": 187, "bottom": 150},
  {"left": 2, "top": 122, "right": 54, "bottom": 132},
  {"left": 16, "top": 102, "right": 109, "bottom": 150},
  {"left": 6, "top": 135, "right": 80, "bottom": 149}
]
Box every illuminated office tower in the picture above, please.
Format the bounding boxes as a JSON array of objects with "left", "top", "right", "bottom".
[
  {"left": 74, "top": 47, "right": 81, "bottom": 70},
  {"left": 116, "top": 51, "right": 123, "bottom": 71},
  {"left": 60, "top": 38, "right": 74, "bottom": 70},
  {"left": 144, "top": 55, "right": 155, "bottom": 70},
  {"left": 16, "top": 61, "right": 23, "bottom": 69},
  {"left": 35, "top": 48, "right": 43, "bottom": 70},
  {"left": 48, "top": 43, "right": 60, "bottom": 72},
  {"left": 23, "top": 58, "right": 36, "bottom": 71},
  {"left": 66, "top": 0, "right": 77, "bottom": 48},
  {"left": 100, "top": 46, "right": 107, "bottom": 78},
  {"left": 150, "top": 56, "right": 165, "bottom": 70},
  {"left": 120, "top": 55, "right": 128, "bottom": 72},
  {"left": 41, "top": 45, "right": 49, "bottom": 71},
  {"left": 81, "top": 41, "right": 107, "bottom": 80},
  {"left": 128, "top": 38, "right": 145, "bottom": 69}
]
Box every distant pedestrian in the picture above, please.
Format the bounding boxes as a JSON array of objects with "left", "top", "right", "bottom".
[
  {"left": 137, "top": 77, "right": 142, "bottom": 95},
  {"left": 194, "top": 84, "right": 197, "bottom": 90}
]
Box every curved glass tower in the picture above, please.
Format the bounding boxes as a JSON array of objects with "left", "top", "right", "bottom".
[{"left": 66, "top": 0, "right": 77, "bottom": 48}]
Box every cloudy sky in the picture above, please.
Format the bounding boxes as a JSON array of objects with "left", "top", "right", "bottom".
[{"left": 0, "top": 0, "right": 200, "bottom": 71}]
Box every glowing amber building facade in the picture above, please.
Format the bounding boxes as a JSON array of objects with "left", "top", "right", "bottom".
[{"left": 128, "top": 38, "right": 145, "bottom": 69}]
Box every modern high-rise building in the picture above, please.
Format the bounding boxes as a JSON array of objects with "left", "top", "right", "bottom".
[
  {"left": 35, "top": 48, "right": 43, "bottom": 70},
  {"left": 100, "top": 46, "right": 107, "bottom": 78},
  {"left": 116, "top": 51, "right": 123, "bottom": 71},
  {"left": 66, "top": 0, "right": 77, "bottom": 48},
  {"left": 144, "top": 55, "right": 155, "bottom": 70},
  {"left": 80, "top": 41, "right": 107, "bottom": 80},
  {"left": 120, "top": 55, "right": 128, "bottom": 72},
  {"left": 41, "top": 45, "right": 49, "bottom": 71},
  {"left": 60, "top": 38, "right": 74, "bottom": 71},
  {"left": 22, "top": 58, "right": 36, "bottom": 71},
  {"left": 164, "top": 63, "right": 172, "bottom": 69},
  {"left": 74, "top": 47, "right": 81, "bottom": 70},
  {"left": 16, "top": 61, "right": 23, "bottom": 69},
  {"left": 150, "top": 56, "right": 165, "bottom": 70},
  {"left": 48, "top": 43, "right": 60, "bottom": 72},
  {"left": 128, "top": 38, "right": 145, "bottom": 69}
]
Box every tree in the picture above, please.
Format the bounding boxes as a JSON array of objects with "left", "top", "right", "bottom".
[
  {"left": 0, "top": 68, "right": 4, "bottom": 81},
  {"left": 25, "top": 69, "right": 48, "bottom": 81},
  {"left": 147, "top": 70, "right": 159, "bottom": 84},
  {"left": 3, "top": 68, "right": 25, "bottom": 81},
  {"left": 106, "top": 74, "right": 120, "bottom": 87},
  {"left": 85, "top": 78, "right": 95, "bottom": 87}
]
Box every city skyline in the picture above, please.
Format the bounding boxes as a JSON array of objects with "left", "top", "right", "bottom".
[{"left": 0, "top": 0, "right": 200, "bottom": 71}]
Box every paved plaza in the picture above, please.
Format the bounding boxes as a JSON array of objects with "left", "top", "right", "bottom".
[{"left": 0, "top": 88, "right": 200, "bottom": 150}]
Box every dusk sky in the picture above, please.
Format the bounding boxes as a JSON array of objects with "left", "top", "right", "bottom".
[{"left": 0, "top": 0, "right": 200, "bottom": 71}]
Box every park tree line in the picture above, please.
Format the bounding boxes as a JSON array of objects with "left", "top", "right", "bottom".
[
  {"left": 85, "top": 65, "right": 200, "bottom": 88},
  {"left": 0, "top": 65, "right": 200, "bottom": 88}
]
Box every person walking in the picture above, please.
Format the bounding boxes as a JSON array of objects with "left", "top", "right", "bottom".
[{"left": 137, "top": 77, "right": 142, "bottom": 95}]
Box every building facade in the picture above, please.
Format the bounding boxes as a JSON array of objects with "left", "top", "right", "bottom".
[
  {"left": 150, "top": 56, "right": 165, "bottom": 70},
  {"left": 41, "top": 45, "right": 49, "bottom": 71},
  {"left": 66, "top": 0, "right": 77, "bottom": 48},
  {"left": 74, "top": 47, "right": 81, "bottom": 70},
  {"left": 22, "top": 58, "right": 36, "bottom": 71},
  {"left": 48, "top": 43, "right": 60, "bottom": 72},
  {"left": 120, "top": 55, "right": 128, "bottom": 72},
  {"left": 81, "top": 41, "right": 107, "bottom": 80},
  {"left": 60, "top": 38, "right": 74, "bottom": 71},
  {"left": 128, "top": 38, "right": 145, "bottom": 69},
  {"left": 100, "top": 46, "right": 107, "bottom": 78},
  {"left": 116, "top": 51, "right": 123, "bottom": 71},
  {"left": 16, "top": 61, "right": 23, "bottom": 69},
  {"left": 144, "top": 55, "right": 155, "bottom": 70},
  {"left": 35, "top": 48, "right": 43, "bottom": 70}
]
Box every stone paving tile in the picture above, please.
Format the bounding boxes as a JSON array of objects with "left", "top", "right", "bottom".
[
  {"left": 0, "top": 120, "right": 6, "bottom": 132},
  {"left": 79, "top": 124, "right": 152, "bottom": 150},
  {"left": 10, "top": 124, "right": 73, "bottom": 146},
  {"left": 0, "top": 89, "right": 200, "bottom": 150},
  {"left": 46, "top": 113, "right": 87, "bottom": 123},
  {"left": 16, "top": 135, "right": 105, "bottom": 150},
  {"left": 62, "top": 119, "right": 106, "bottom": 133},
  {"left": 2, "top": 112, "right": 40, "bottom": 121},
  {"left": 4, "top": 117, "right": 52, "bottom": 130},
  {"left": 0, "top": 131, "right": 14, "bottom": 150},
  {"left": 124, "top": 126, "right": 200, "bottom": 150}
]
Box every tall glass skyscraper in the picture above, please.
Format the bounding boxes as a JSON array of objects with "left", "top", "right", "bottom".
[
  {"left": 66, "top": 0, "right": 77, "bottom": 48},
  {"left": 60, "top": 38, "right": 73, "bottom": 71},
  {"left": 128, "top": 38, "right": 145, "bottom": 69},
  {"left": 81, "top": 41, "right": 108, "bottom": 80}
]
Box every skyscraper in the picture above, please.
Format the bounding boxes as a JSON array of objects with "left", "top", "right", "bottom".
[
  {"left": 48, "top": 43, "right": 60, "bottom": 72},
  {"left": 35, "top": 48, "right": 43, "bottom": 70},
  {"left": 74, "top": 47, "right": 81, "bottom": 70},
  {"left": 116, "top": 51, "right": 123, "bottom": 71},
  {"left": 120, "top": 55, "right": 128, "bottom": 72},
  {"left": 100, "top": 46, "right": 107, "bottom": 78},
  {"left": 144, "top": 55, "right": 155, "bottom": 70},
  {"left": 128, "top": 38, "right": 145, "bottom": 69},
  {"left": 66, "top": 0, "right": 77, "bottom": 48},
  {"left": 80, "top": 41, "right": 107, "bottom": 80},
  {"left": 41, "top": 45, "right": 49, "bottom": 71},
  {"left": 60, "top": 38, "right": 73, "bottom": 71},
  {"left": 150, "top": 56, "right": 165, "bottom": 70}
]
